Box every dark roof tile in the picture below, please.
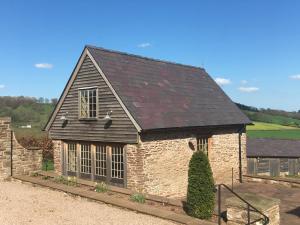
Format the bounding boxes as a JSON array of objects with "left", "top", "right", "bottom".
[
  {"left": 87, "top": 45, "right": 251, "bottom": 130},
  {"left": 247, "top": 138, "right": 300, "bottom": 158}
]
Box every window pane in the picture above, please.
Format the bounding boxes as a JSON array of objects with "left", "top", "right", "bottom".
[
  {"left": 111, "top": 145, "right": 124, "bottom": 179},
  {"left": 80, "top": 144, "right": 91, "bottom": 174},
  {"left": 79, "top": 88, "right": 97, "bottom": 118},
  {"left": 96, "top": 144, "right": 107, "bottom": 177},
  {"left": 67, "top": 143, "right": 77, "bottom": 172},
  {"left": 197, "top": 137, "right": 209, "bottom": 155}
]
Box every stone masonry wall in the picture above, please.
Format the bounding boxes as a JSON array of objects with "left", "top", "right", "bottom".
[
  {"left": 210, "top": 132, "right": 247, "bottom": 184},
  {"left": 126, "top": 128, "right": 247, "bottom": 198},
  {"left": 53, "top": 140, "right": 62, "bottom": 175},
  {"left": 0, "top": 117, "right": 42, "bottom": 180}
]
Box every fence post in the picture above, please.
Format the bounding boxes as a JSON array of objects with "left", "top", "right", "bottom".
[
  {"left": 247, "top": 204, "right": 250, "bottom": 225},
  {"left": 232, "top": 167, "right": 234, "bottom": 190},
  {"left": 10, "top": 130, "right": 13, "bottom": 177},
  {"left": 218, "top": 184, "right": 221, "bottom": 225}
]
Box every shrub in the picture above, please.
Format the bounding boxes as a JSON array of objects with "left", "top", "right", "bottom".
[
  {"left": 95, "top": 182, "right": 108, "bottom": 193},
  {"left": 54, "top": 176, "right": 67, "bottom": 184},
  {"left": 130, "top": 193, "right": 146, "bottom": 204},
  {"left": 54, "top": 176, "right": 77, "bottom": 186},
  {"left": 186, "top": 151, "right": 215, "bottom": 219},
  {"left": 67, "top": 176, "right": 78, "bottom": 186},
  {"left": 18, "top": 136, "right": 54, "bottom": 161}
]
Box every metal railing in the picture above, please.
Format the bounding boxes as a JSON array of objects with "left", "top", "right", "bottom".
[{"left": 217, "top": 184, "right": 269, "bottom": 225}]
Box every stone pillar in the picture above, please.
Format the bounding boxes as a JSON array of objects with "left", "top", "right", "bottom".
[
  {"left": 126, "top": 143, "right": 145, "bottom": 192},
  {"left": 0, "top": 117, "right": 12, "bottom": 180},
  {"left": 226, "top": 193, "right": 280, "bottom": 225},
  {"left": 53, "top": 140, "right": 63, "bottom": 175}
]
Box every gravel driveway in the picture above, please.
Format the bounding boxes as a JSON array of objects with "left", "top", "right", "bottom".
[{"left": 0, "top": 181, "right": 176, "bottom": 225}]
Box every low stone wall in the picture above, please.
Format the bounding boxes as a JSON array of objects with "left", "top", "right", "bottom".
[
  {"left": 0, "top": 117, "right": 42, "bottom": 180},
  {"left": 244, "top": 174, "right": 300, "bottom": 188},
  {"left": 226, "top": 193, "right": 280, "bottom": 225},
  {"left": 127, "top": 127, "right": 247, "bottom": 198}
]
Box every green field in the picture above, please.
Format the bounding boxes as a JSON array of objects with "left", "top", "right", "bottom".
[
  {"left": 247, "top": 122, "right": 300, "bottom": 130},
  {"left": 247, "top": 122, "right": 300, "bottom": 140},
  {"left": 244, "top": 110, "right": 300, "bottom": 127}
]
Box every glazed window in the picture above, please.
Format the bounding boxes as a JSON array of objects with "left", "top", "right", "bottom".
[
  {"left": 67, "top": 143, "right": 77, "bottom": 172},
  {"left": 80, "top": 144, "right": 91, "bottom": 174},
  {"left": 111, "top": 145, "right": 124, "bottom": 179},
  {"left": 79, "top": 88, "right": 97, "bottom": 118},
  {"left": 197, "top": 137, "right": 209, "bottom": 155},
  {"left": 95, "top": 144, "right": 107, "bottom": 177}
]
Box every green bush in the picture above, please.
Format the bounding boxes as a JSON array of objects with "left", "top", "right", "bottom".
[
  {"left": 54, "top": 176, "right": 77, "bottom": 186},
  {"left": 95, "top": 182, "right": 108, "bottom": 193},
  {"left": 130, "top": 193, "right": 146, "bottom": 204},
  {"left": 54, "top": 176, "right": 67, "bottom": 184},
  {"left": 186, "top": 151, "right": 215, "bottom": 219}
]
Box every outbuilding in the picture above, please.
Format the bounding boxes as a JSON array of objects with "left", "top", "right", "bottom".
[
  {"left": 247, "top": 138, "right": 300, "bottom": 177},
  {"left": 45, "top": 45, "right": 251, "bottom": 197}
]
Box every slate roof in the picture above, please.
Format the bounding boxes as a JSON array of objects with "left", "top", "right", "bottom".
[
  {"left": 247, "top": 138, "right": 300, "bottom": 158},
  {"left": 87, "top": 45, "right": 251, "bottom": 130}
]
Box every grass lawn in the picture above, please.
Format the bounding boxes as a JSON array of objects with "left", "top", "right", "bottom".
[
  {"left": 247, "top": 122, "right": 300, "bottom": 140},
  {"left": 247, "top": 130, "right": 300, "bottom": 140},
  {"left": 247, "top": 122, "right": 300, "bottom": 130},
  {"left": 42, "top": 160, "right": 54, "bottom": 171}
]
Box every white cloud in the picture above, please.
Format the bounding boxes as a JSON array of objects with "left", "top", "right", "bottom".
[
  {"left": 137, "top": 43, "right": 151, "bottom": 48},
  {"left": 290, "top": 74, "right": 300, "bottom": 80},
  {"left": 238, "top": 86, "right": 259, "bottom": 93},
  {"left": 241, "top": 80, "right": 248, "bottom": 84},
  {"left": 34, "top": 63, "right": 53, "bottom": 69},
  {"left": 0, "top": 84, "right": 5, "bottom": 89},
  {"left": 214, "top": 77, "right": 231, "bottom": 86}
]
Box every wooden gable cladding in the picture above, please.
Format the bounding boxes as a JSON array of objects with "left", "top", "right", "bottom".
[{"left": 49, "top": 55, "right": 138, "bottom": 143}]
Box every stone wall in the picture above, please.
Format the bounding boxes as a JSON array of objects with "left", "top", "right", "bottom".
[
  {"left": 226, "top": 193, "right": 280, "bottom": 225},
  {"left": 210, "top": 132, "right": 247, "bottom": 184},
  {"left": 126, "top": 127, "right": 247, "bottom": 198},
  {"left": 0, "top": 117, "right": 42, "bottom": 180},
  {"left": 53, "top": 140, "right": 62, "bottom": 175}
]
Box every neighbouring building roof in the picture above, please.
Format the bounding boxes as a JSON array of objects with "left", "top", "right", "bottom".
[
  {"left": 87, "top": 45, "right": 251, "bottom": 130},
  {"left": 247, "top": 138, "right": 300, "bottom": 158}
]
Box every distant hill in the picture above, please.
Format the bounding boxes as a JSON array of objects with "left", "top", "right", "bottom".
[
  {"left": 236, "top": 103, "right": 300, "bottom": 128},
  {"left": 1, "top": 96, "right": 300, "bottom": 139},
  {"left": 0, "top": 96, "right": 56, "bottom": 138}
]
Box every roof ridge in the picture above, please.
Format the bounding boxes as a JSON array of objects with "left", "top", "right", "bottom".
[{"left": 85, "top": 45, "right": 205, "bottom": 71}]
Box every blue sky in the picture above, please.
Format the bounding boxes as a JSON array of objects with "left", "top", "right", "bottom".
[{"left": 0, "top": 0, "right": 300, "bottom": 111}]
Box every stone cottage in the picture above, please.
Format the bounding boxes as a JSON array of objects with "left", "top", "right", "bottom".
[{"left": 45, "top": 45, "right": 251, "bottom": 197}]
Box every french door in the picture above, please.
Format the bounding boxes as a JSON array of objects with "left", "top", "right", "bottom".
[{"left": 64, "top": 142, "right": 125, "bottom": 187}]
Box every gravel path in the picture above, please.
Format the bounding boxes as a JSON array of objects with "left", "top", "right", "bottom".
[{"left": 0, "top": 181, "right": 176, "bottom": 225}]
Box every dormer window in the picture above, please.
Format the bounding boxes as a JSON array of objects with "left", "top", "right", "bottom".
[{"left": 79, "top": 88, "right": 97, "bottom": 119}]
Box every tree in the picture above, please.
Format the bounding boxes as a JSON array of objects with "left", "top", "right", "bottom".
[
  {"left": 186, "top": 151, "right": 215, "bottom": 219},
  {"left": 38, "top": 97, "right": 44, "bottom": 103},
  {"left": 51, "top": 98, "right": 58, "bottom": 105}
]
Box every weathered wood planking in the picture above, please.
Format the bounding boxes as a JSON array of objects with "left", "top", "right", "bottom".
[
  {"left": 49, "top": 56, "right": 138, "bottom": 143},
  {"left": 247, "top": 157, "right": 300, "bottom": 176}
]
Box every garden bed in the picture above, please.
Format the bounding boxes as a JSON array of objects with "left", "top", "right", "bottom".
[{"left": 23, "top": 172, "right": 217, "bottom": 225}]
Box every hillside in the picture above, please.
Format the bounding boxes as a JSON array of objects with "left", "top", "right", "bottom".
[
  {"left": 236, "top": 103, "right": 300, "bottom": 140},
  {"left": 0, "top": 96, "right": 56, "bottom": 138},
  {"left": 1, "top": 97, "right": 300, "bottom": 140},
  {"left": 236, "top": 103, "right": 300, "bottom": 128}
]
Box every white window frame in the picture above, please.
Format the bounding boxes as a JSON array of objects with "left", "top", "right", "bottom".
[
  {"left": 197, "top": 136, "right": 210, "bottom": 156},
  {"left": 78, "top": 87, "right": 98, "bottom": 119}
]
